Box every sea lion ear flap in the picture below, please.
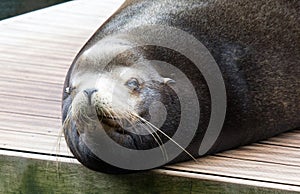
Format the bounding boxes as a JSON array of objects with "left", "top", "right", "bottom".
[{"left": 163, "top": 78, "right": 176, "bottom": 85}]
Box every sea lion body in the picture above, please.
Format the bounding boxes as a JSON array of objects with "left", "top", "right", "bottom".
[{"left": 62, "top": 0, "right": 300, "bottom": 173}]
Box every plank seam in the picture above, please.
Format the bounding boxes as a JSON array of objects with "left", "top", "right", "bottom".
[
  {"left": 0, "top": 147, "right": 73, "bottom": 159},
  {"left": 0, "top": 110, "right": 61, "bottom": 120},
  {"left": 215, "top": 154, "right": 300, "bottom": 168},
  {"left": 162, "top": 166, "right": 300, "bottom": 188}
]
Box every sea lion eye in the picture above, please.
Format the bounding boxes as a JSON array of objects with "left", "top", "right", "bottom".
[{"left": 126, "top": 78, "right": 140, "bottom": 90}]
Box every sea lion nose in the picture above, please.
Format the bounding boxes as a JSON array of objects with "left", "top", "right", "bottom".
[{"left": 83, "top": 89, "right": 98, "bottom": 104}]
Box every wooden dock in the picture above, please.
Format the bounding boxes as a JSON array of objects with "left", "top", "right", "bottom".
[{"left": 0, "top": 0, "right": 299, "bottom": 193}]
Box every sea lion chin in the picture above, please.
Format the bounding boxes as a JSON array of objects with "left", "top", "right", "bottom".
[{"left": 62, "top": 0, "right": 300, "bottom": 173}]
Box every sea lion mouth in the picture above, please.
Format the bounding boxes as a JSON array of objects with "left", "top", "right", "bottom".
[
  {"left": 101, "top": 116, "right": 121, "bottom": 128},
  {"left": 99, "top": 115, "right": 132, "bottom": 135}
]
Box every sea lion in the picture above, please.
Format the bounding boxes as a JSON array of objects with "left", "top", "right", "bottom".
[{"left": 62, "top": 0, "right": 300, "bottom": 173}]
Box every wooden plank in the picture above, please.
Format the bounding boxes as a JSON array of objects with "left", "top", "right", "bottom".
[
  {"left": 0, "top": 112, "right": 60, "bottom": 135},
  {"left": 262, "top": 130, "right": 300, "bottom": 148},
  {"left": 0, "top": 129, "right": 70, "bottom": 156},
  {"left": 0, "top": 0, "right": 125, "bottom": 160},
  {"left": 0, "top": 78, "right": 61, "bottom": 101},
  {"left": 0, "top": 0, "right": 300, "bottom": 192},
  {"left": 217, "top": 143, "right": 300, "bottom": 167},
  {"left": 0, "top": 149, "right": 76, "bottom": 163},
  {"left": 167, "top": 156, "right": 300, "bottom": 187},
  {"left": 0, "top": 154, "right": 297, "bottom": 194},
  {"left": 156, "top": 169, "right": 300, "bottom": 193},
  {"left": 0, "top": 94, "right": 60, "bottom": 119},
  {"left": 0, "top": 65, "right": 66, "bottom": 85}
]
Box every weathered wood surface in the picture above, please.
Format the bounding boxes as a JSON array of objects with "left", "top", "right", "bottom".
[
  {"left": 1, "top": 154, "right": 297, "bottom": 194},
  {"left": 0, "top": 0, "right": 299, "bottom": 193}
]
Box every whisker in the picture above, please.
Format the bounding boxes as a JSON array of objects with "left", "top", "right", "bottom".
[
  {"left": 135, "top": 119, "right": 169, "bottom": 161},
  {"left": 63, "top": 102, "right": 104, "bottom": 161},
  {"left": 131, "top": 113, "right": 197, "bottom": 162},
  {"left": 115, "top": 109, "right": 168, "bottom": 161}
]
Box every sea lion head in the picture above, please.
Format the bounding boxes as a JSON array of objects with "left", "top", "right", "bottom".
[{"left": 62, "top": 36, "right": 180, "bottom": 172}]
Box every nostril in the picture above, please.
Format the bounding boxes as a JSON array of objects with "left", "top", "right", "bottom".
[
  {"left": 84, "top": 89, "right": 98, "bottom": 96},
  {"left": 83, "top": 89, "right": 98, "bottom": 104}
]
